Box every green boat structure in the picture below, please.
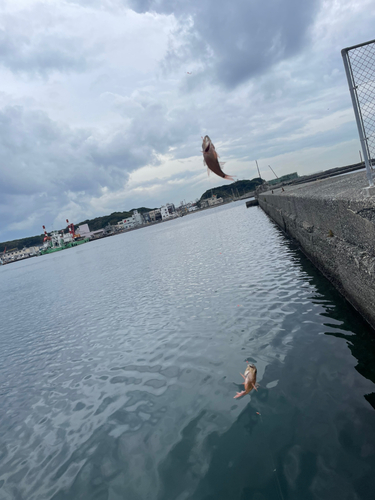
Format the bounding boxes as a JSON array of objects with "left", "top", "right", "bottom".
[
  {"left": 40, "top": 221, "right": 89, "bottom": 255},
  {"left": 40, "top": 237, "right": 89, "bottom": 255}
]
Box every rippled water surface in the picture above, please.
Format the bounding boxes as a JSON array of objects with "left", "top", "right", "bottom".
[{"left": 1, "top": 201, "right": 375, "bottom": 500}]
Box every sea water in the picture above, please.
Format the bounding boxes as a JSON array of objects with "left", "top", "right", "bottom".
[{"left": 1, "top": 201, "right": 375, "bottom": 500}]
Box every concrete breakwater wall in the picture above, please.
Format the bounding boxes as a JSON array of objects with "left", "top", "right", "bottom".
[{"left": 258, "top": 171, "right": 375, "bottom": 329}]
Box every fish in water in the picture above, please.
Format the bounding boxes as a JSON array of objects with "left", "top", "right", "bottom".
[
  {"left": 234, "top": 362, "right": 258, "bottom": 398},
  {"left": 202, "top": 135, "right": 235, "bottom": 181}
]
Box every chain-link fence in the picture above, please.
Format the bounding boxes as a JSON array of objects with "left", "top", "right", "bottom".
[{"left": 342, "top": 39, "right": 375, "bottom": 186}]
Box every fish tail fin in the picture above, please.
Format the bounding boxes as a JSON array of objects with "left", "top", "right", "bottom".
[
  {"left": 224, "top": 175, "right": 235, "bottom": 181},
  {"left": 234, "top": 390, "right": 246, "bottom": 399}
]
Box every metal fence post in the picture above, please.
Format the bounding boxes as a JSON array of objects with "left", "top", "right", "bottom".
[{"left": 341, "top": 40, "right": 375, "bottom": 187}]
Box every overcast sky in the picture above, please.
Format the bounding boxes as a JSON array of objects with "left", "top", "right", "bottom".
[{"left": 1, "top": 0, "right": 374, "bottom": 241}]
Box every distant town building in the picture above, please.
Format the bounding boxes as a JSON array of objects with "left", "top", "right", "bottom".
[
  {"left": 132, "top": 210, "right": 143, "bottom": 226},
  {"left": 2, "top": 246, "right": 41, "bottom": 263},
  {"left": 160, "top": 206, "right": 171, "bottom": 220},
  {"left": 91, "top": 229, "right": 104, "bottom": 239},
  {"left": 117, "top": 214, "right": 137, "bottom": 230},
  {"left": 160, "top": 203, "right": 177, "bottom": 220},
  {"left": 77, "top": 224, "right": 92, "bottom": 238},
  {"left": 147, "top": 209, "right": 162, "bottom": 222},
  {"left": 103, "top": 224, "right": 115, "bottom": 235},
  {"left": 142, "top": 212, "right": 151, "bottom": 223},
  {"left": 166, "top": 203, "right": 176, "bottom": 215}
]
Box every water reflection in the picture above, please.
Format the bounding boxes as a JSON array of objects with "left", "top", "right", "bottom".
[{"left": 296, "top": 249, "right": 375, "bottom": 411}]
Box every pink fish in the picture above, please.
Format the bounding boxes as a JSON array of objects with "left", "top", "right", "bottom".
[
  {"left": 234, "top": 363, "right": 258, "bottom": 398},
  {"left": 202, "top": 135, "right": 235, "bottom": 181}
]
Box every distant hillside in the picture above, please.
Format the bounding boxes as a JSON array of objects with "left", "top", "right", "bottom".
[
  {"left": 76, "top": 207, "right": 156, "bottom": 232},
  {"left": 0, "top": 207, "right": 155, "bottom": 252},
  {"left": 200, "top": 178, "right": 264, "bottom": 202},
  {"left": 0, "top": 234, "right": 45, "bottom": 254}
]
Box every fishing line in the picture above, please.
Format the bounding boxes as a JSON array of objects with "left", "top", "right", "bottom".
[{"left": 256, "top": 411, "right": 285, "bottom": 500}]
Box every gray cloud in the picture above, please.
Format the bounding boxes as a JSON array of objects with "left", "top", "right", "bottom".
[
  {"left": 0, "top": 105, "right": 146, "bottom": 197},
  {"left": 0, "top": 105, "right": 140, "bottom": 241},
  {"left": 0, "top": 30, "right": 89, "bottom": 75},
  {"left": 128, "top": 0, "right": 321, "bottom": 88}
]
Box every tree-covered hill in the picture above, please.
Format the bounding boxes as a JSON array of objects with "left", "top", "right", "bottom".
[
  {"left": 200, "top": 178, "right": 264, "bottom": 201},
  {"left": 76, "top": 207, "right": 156, "bottom": 232},
  {"left": 0, "top": 234, "right": 45, "bottom": 254}
]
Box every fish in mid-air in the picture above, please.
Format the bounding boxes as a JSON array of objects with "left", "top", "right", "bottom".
[
  {"left": 234, "top": 362, "right": 258, "bottom": 398},
  {"left": 202, "top": 135, "right": 235, "bottom": 181}
]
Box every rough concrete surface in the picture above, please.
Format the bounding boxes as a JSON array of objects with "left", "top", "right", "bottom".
[{"left": 258, "top": 171, "right": 375, "bottom": 329}]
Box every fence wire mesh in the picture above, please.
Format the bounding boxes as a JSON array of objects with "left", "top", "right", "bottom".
[
  {"left": 342, "top": 40, "right": 375, "bottom": 184},
  {"left": 346, "top": 42, "right": 375, "bottom": 165}
]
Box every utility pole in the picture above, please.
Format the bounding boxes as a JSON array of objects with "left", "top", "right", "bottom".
[
  {"left": 255, "top": 160, "right": 261, "bottom": 179},
  {"left": 268, "top": 165, "right": 278, "bottom": 179}
]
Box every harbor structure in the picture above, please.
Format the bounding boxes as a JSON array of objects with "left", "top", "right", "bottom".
[
  {"left": 257, "top": 170, "right": 375, "bottom": 330},
  {"left": 40, "top": 220, "right": 89, "bottom": 255}
]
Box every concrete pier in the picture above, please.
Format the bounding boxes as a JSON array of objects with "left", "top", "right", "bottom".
[
  {"left": 246, "top": 199, "right": 259, "bottom": 208},
  {"left": 258, "top": 171, "right": 375, "bottom": 329}
]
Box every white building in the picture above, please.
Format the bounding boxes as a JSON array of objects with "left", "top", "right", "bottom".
[
  {"left": 160, "top": 203, "right": 177, "bottom": 220},
  {"left": 119, "top": 216, "right": 135, "bottom": 230},
  {"left": 117, "top": 210, "right": 144, "bottom": 230},
  {"left": 133, "top": 210, "right": 143, "bottom": 225},
  {"left": 160, "top": 206, "right": 170, "bottom": 220},
  {"left": 77, "top": 224, "right": 92, "bottom": 238}
]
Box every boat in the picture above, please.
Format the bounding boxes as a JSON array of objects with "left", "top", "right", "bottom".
[
  {"left": 40, "top": 221, "right": 89, "bottom": 255},
  {"left": 40, "top": 237, "right": 89, "bottom": 255}
]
